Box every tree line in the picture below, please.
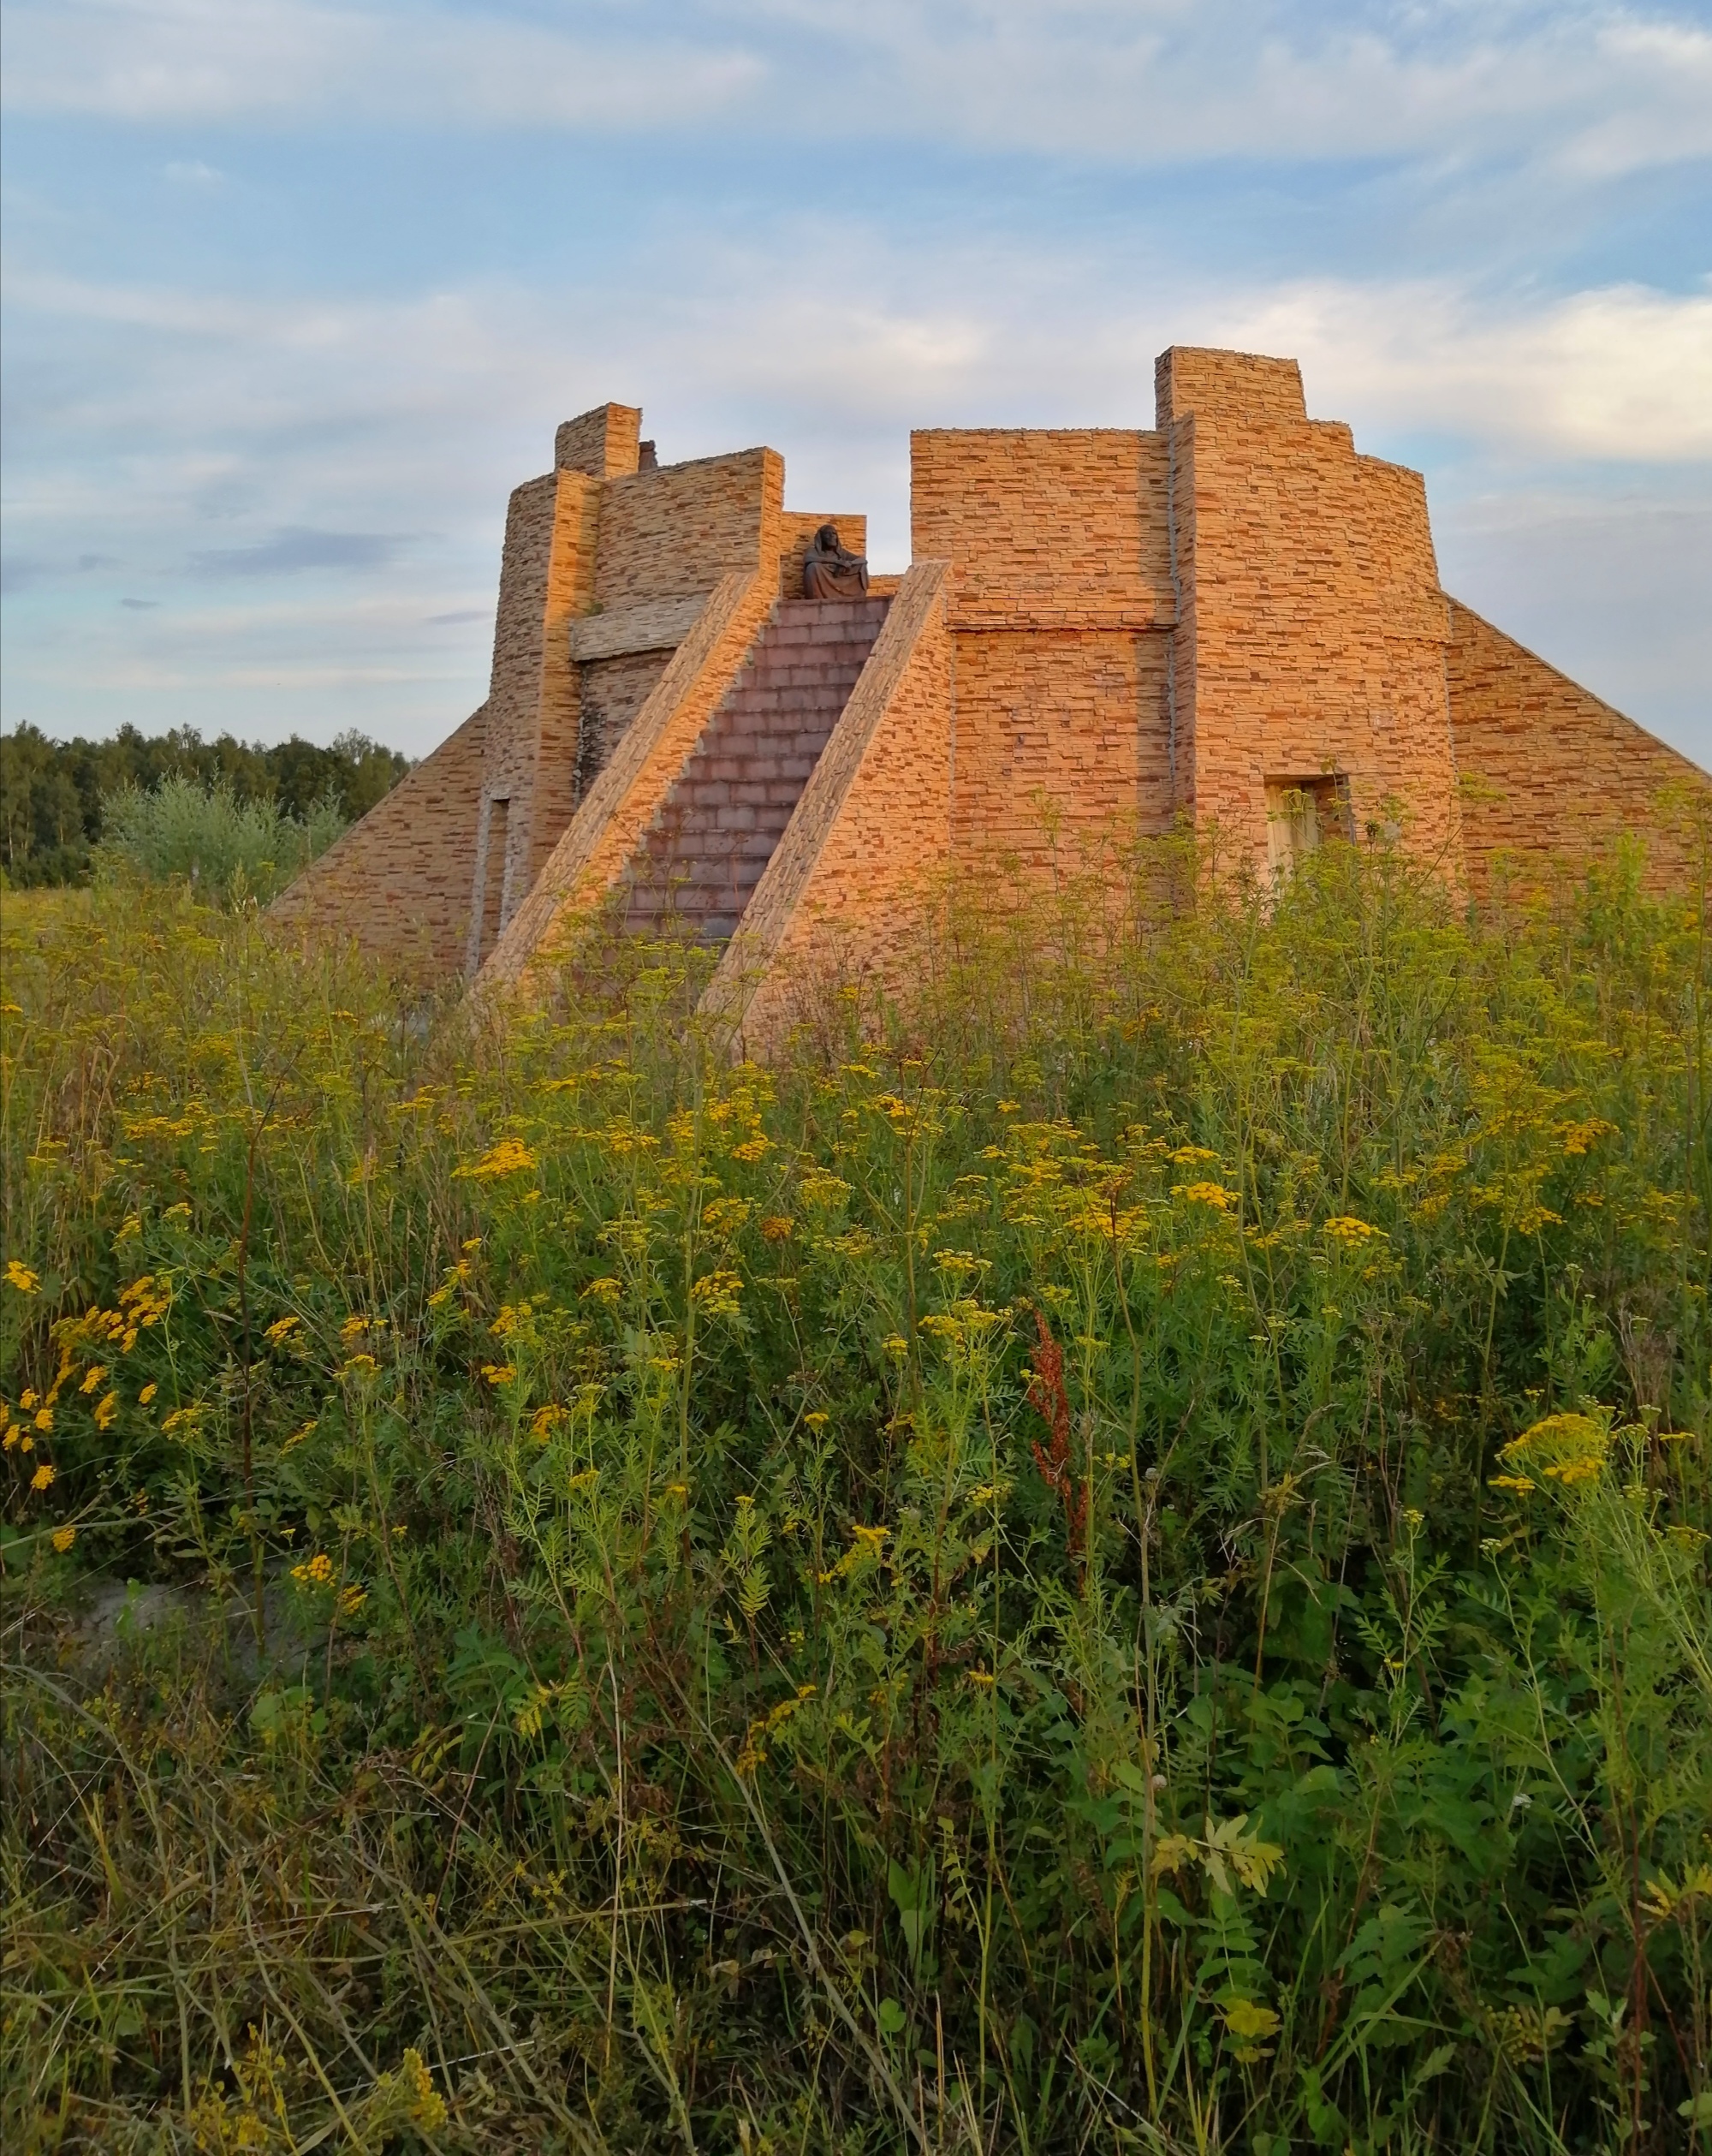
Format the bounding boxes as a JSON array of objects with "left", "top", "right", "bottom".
[{"left": 0, "top": 723, "right": 411, "bottom": 886}]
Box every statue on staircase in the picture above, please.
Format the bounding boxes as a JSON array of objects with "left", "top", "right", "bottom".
[{"left": 803, "top": 522, "right": 870, "bottom": 599}]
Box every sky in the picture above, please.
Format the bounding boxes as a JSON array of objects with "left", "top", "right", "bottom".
[{"left": 2, "top": 1, "right": 1709, "bottom": 768}]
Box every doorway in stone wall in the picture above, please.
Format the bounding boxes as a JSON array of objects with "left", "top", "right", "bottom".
[{"left": 1265, "top": 775, "right": 1352, "bottom": 879}]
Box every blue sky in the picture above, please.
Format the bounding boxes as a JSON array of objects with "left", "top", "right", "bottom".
[{"left": 3, "top": 1, "right": 1709, "bottom": 765}]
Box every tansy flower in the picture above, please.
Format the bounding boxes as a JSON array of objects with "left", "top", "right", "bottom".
[
  {"left": 457, "top": 1137, "right": 537, "bottom": 1181},
  {"left": 80, "top": 1365, "right": 108, "bottom": 1394},
  {"left": 140, "top": 1383, "right": 158, "bottom": 1405},
  {"left": 32, "top": 1463, "right": 55, "bottom": 1492},
  {"left": 94, "top": 1394, "right": 119, "bottom": 1431},
  {"left": 4, "top": 1260, "right": 40, "bottom": 1294},
  {"left": 51, "top": 1525, "right": 76, "bottom": 1553}
]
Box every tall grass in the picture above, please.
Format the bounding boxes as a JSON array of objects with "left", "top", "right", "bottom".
[
  {"left": 96, "top": 773, "right": 346, "bottom": 905},
  {"left": 2, "top": 835, "right": 1708, "bottom": 2153}
]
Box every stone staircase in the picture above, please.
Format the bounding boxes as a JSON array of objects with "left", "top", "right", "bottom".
[{"left": 622, "top": 595, "right": 891, "bottom": 940}]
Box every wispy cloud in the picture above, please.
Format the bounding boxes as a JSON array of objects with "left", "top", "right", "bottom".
[
  {"left": 187, "top": 526, "right": 408, "bottom": 576},
  {"left": 0, "top": 0, "right": 764, "bottom": 127},
  {"left": 1216, "top": 277, "right": 1712, "bottom": 460},
  {"left": 4, "top": 0, "right": 1708, "bottom": 172}
]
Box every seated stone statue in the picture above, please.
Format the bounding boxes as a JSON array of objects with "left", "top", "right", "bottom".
[{"left": 803, "top": 522, "right": 869, "bottom": 599}]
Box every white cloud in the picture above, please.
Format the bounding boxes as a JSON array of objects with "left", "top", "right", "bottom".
[
  {"left": 4, "top": 0, "right": 1709, "bottom": 174},
  {"left": 1220, "top": 277, "right": 1712, "bottom": 460},
  {"left": 0, "top": 0, "right": 764, "bottom": 127}
]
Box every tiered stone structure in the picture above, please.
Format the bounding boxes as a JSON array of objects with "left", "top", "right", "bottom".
[{"left": 272, "top": 348, "right": 1709, "bottom": 1039}]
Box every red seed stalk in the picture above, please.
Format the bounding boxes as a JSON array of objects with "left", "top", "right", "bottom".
[{"left": 1027, "top": 1311, "right": 1086, "bottom": 1566}]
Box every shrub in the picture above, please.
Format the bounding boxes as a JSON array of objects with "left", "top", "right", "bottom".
[{"left": 96, "top": 773, "right": 345, "bottom": 904}]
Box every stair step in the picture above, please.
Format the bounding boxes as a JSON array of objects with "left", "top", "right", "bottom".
[{"left": 621, "top": 593, "right": 890, "bottom": 941}]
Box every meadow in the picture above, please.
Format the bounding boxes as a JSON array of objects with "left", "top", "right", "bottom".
[{"left": 2, "top": 831, "right": 1709, "bottom": 2153}]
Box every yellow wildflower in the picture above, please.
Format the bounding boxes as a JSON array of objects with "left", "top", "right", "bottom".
[
  {"left": 1501, "top": 1412, "right": 1608, "bottom": 1488},
  {"left": 140, "top": 1383, "right": 158, "bottom": 1406},
  {"left": 265, "top": 1315, "right": 300, "bottom": 1343},
  {"left": 4, "top": 1260, "right": 40, "bottom": 1294},
  {"left": 1174, "top": 1181, "right": 1235, "bottom": 1212},
  {"left": 691, "top": 1268, "right": 744, "bottom": 1319},
  {"left": 51, "top": 1525, "right": 76, "bottom": 1553},
  {"left": 34, "top": 1408, "right": 53, "bottom": 1433},
  {"left": 80, "top": 1365, "right": 109, "bottom": 1395},
  {"left": 1323, "top": 1215, "right": 1382, "bottom": 1244},
  {"left": 32, "top": 1463, "right": 56, "bottom": 1492},
  {"left": 457, "top": 1136, "right": 538, "bottom": 1180},
  {"left": 94, "top": 1393, "right": 119, "bottom": 1432},
  {"left": 291, "top": 1552, "right": 336, "bottom": 1588}
]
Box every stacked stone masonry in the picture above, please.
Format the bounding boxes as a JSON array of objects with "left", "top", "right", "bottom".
[
  {"left": 270, "top": 354, "right": 1709, "bottom": 1019},
  {"left": 1447, "top": 602, "right": 1708, "bottom": 900}
]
